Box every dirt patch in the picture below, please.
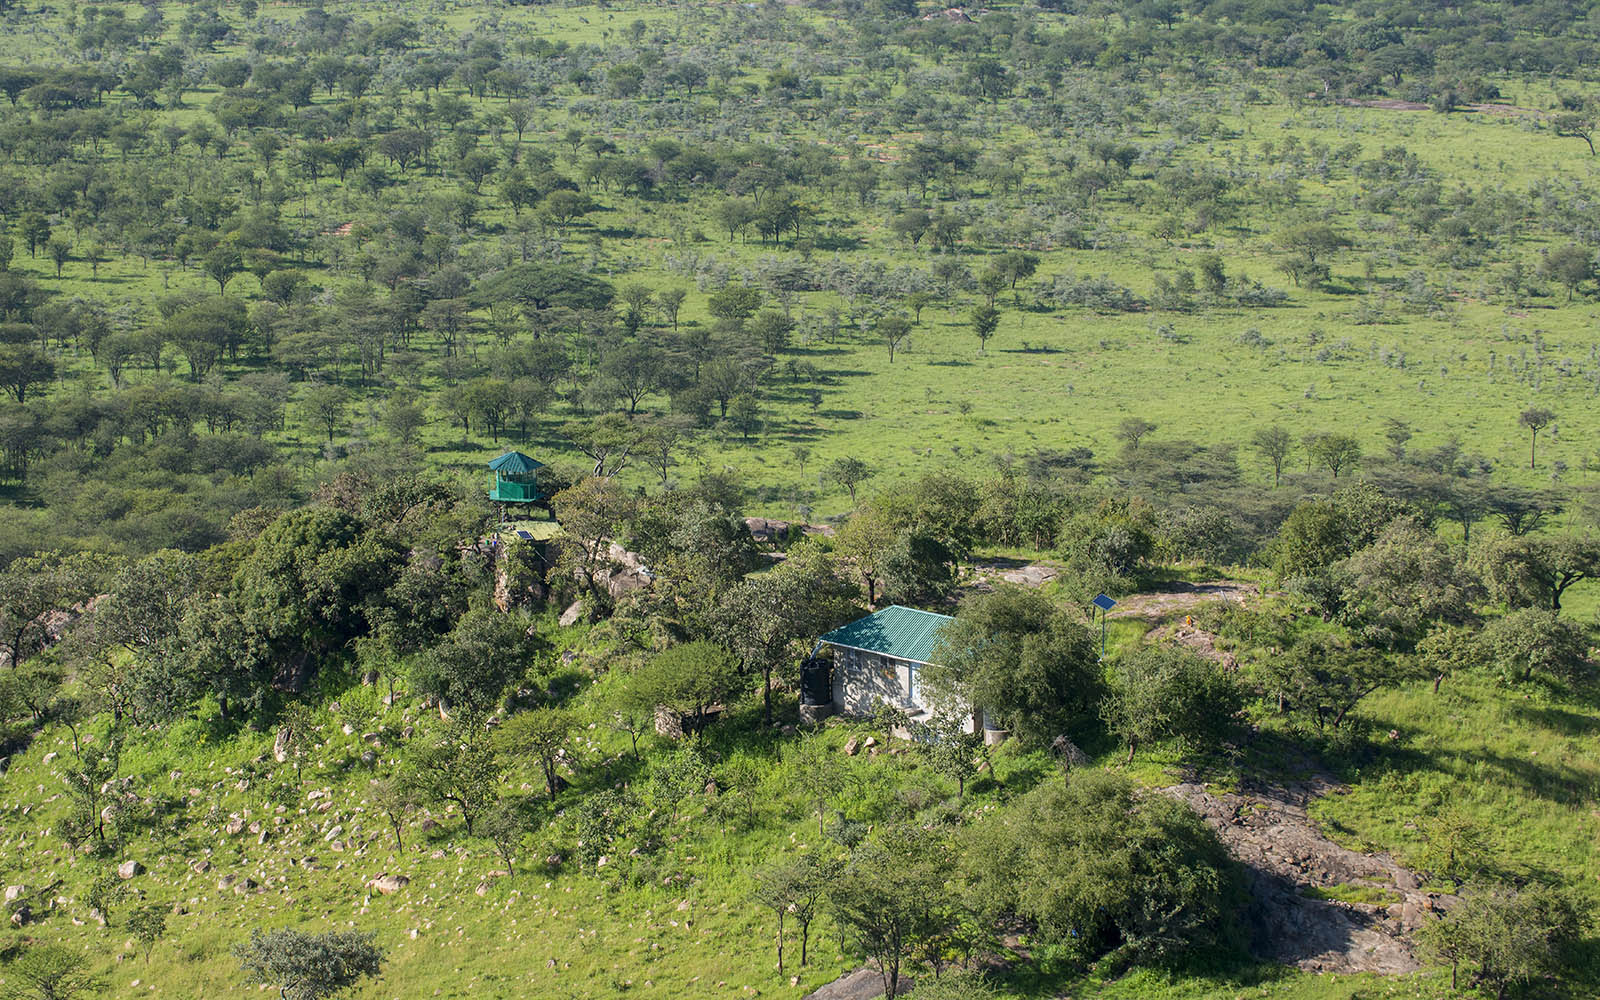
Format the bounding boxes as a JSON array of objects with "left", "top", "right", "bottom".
[
  {"left": 1108, "top": 580, "right": 1255, "bottom": 621},
  {"left": 1163, "top": 777, "right": 1454, "bottom": 974},
  {"left": 1148, "top": 620, "right": 1238, "bottom": 671},
  {"left": 967, "top": 557, "right": 1061, "bottom": 590}
]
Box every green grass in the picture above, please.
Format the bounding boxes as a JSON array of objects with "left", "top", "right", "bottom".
[
  {"left": 1300, "top": 884, "right": 1404, "bottom": 907},
  {"left": 1308, "top": 675, "right": 1600, "bottom": 897}
]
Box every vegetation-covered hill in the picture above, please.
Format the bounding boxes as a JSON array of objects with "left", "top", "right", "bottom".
[{"left": 0, "top": 0, "right": 1598, "bottom": 997}]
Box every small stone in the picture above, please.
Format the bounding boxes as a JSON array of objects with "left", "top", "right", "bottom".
[
  {"left": 116, "top": 860, "right": 143, "bottom": 880},
  {"left": 842, "top": 737, "right": 860, "bottom": 756}
]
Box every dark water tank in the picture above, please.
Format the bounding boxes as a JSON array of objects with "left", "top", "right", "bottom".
[{"left": 798, "top": 657, "right": 832, "bottom": 706}]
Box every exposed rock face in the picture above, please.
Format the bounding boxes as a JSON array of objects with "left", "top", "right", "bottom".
[
  {"left": 1163, "top": 778, "right": 1453, "bottom": 974},
  {"left": 596, "top": 543, "right": 653, "bottom": 599},
  {"left": 802, "top": 967, "right": 911, "bottom": 999},
  {"left": 743, "top": 517, "right": 792, "bottom": 547}
]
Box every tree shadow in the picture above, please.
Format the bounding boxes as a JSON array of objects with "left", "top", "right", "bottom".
[{"left": 1503, "top": 701, "right": 1600, "bottom": 738}]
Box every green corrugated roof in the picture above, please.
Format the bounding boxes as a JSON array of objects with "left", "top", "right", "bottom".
[
  {"left": 489, "top": 451, "right": 544, "bottom": 474},
  {"left": 820, "top": 605, "right": 953, "bottom": 664}
]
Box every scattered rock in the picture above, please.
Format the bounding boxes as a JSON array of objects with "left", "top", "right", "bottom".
[
  {"left": 558, "top": 601, "right": 586, "bottom": 628},
  {"left": 9, "top": 905, "right": 28, "bottom": 927},
  {"left": 843, "top": 737, "right": 861, "bottom": 756},
  {"left": 366, "top": 874, "right": 409, "bottom": 895},
  {"left": 116, "top": 860, "right": 143, "bottom": 880},
  {"left": 42, "top": 752, "right": 57, "bottom": 765},
  {"left": 3, "top": 885, "right": 26, "bottom": 903},
  {"left": 190, "top": 860, "right": 210, "bottom": 875}
]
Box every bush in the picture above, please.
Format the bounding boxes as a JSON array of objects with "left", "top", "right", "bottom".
[
  {"left": 1420, "top": 884, "right": 1590, "bottom": 998},
  {"left": 1103, "top": 644, "right": 1244, "bottom": 760},
  {"left": 233, "top": 927, "right": 384, "bottom": 1000},
  {"left": 963, "top": 769, "right": 1244, "bottom": 969}
]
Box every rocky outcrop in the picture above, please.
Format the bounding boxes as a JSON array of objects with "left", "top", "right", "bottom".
[{"left": 1163, "top": 778, "right": 1454, "bottom": 974}]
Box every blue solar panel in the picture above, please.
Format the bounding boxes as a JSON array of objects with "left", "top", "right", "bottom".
[
  {"left": 1091, "top": 593, "right": 1117, "bottom": 611},
  {"left": 515, "top": 530, "right": 534, "bottom": 540}
]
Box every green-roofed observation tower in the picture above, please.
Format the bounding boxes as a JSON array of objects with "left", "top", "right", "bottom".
[{"left": 487, "top": 451, "right": 546, "bottom": 505}]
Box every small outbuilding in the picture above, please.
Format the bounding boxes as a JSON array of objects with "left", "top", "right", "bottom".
[{"left": 814, "top": 605, "right": 984, "bottom": 733}]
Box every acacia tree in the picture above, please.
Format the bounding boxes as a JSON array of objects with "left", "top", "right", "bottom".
[
  {"left": 830, "top": 825, "right": 959, "bottom": 999},
  {"left": 969, "top": 304, "right": 999, "bottom": 354},
  {"left": 0, "top": 945, "right": 104, "bottom": 1000},
  {"left": 878, "top": 314, "right": 911, "bottom": 362},
  {"left": 494, "top": 707, "right": 575, "bottom": 802},
  {"left": 1419, "top": 885, "right": 1589, "bottom": 997},
  {"left": 1539, "top": 244, "right": 1592, "bottom": 301},
  {"left": 1102, "top": 643, "right": 1242, "bottom": 762},
  {"left": 1252, "top": 425, "right": 1293, "bottom": 486},
  {"left": 1476, "top": 534, "right": 1600, "bottom": 612},
  {"left": 752, "top": 852, "right": 834, "bottom": 975},
  {"left": 827, "top": 456, "right": 872, "bottom": 507},
  {"left": 634, "top": 641, "right": 744, "bottom": 738},
  {"left": 1310, "top": 432, "right": 1362, "bottom": 478},
  {"left": 712, "top": 542, "right": 858, "bottom": 725},
  {"left": 403, "top": 728, "right": 501, "bottom": 835},
  {"left": 1518, "top": 407, "right": 1555, "bottom": 469}
]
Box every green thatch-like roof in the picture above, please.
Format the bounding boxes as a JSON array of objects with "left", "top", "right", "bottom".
[{"left": 488, "top": 451, "right": 544, "bottom": 474}]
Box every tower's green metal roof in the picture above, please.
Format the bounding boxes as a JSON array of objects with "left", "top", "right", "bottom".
[
  {"left": 819, "top": 605, "right": 953, "bottom": 664},
  {"left": 488, "top": 451, "right": 544, "bottom": 474}
]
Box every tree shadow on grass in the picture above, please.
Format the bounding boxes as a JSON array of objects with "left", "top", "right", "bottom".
[{"left": 1503, "top": 700, "right": 1600, "bottom": 738}]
